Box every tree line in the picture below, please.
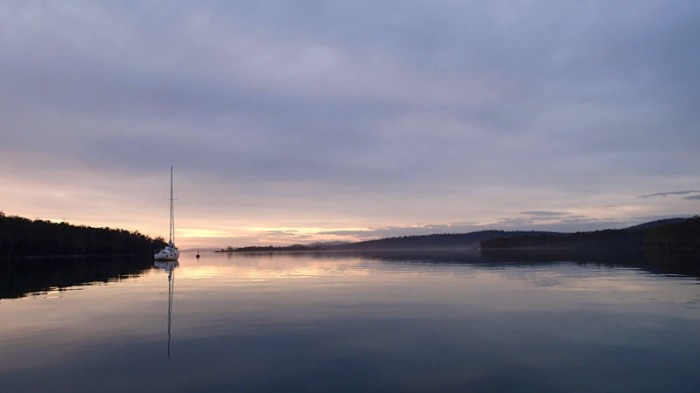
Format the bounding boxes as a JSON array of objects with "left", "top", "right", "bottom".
[
  {"left": 0, "top": 212, "right": 166, "bottom": 257},
  {"left": 218, "top": 244, "right": 318, "bottom": 252},
  {"left": 480, "top": 216, "right": 700, "bottom": 250}
]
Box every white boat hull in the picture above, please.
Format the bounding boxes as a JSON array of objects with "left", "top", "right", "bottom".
[{"left": 154, "top": 245, "right": 179, "bottom": 261}]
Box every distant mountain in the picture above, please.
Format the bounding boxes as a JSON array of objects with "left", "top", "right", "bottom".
[
  {"left": 218, "top": 231, "right": 558, "bottom": 253},
  {"left": 644, "top": 216, "right": 700, "bottom": 248},
  {"left": 307, "top": 241, "right": 352, "bottom": 248},
  {"left": 218, "top": 244, "right": 319, "bottom": 253},
  {"left": 623, "top": 217, "right": 689, "bottom": 231},
  {"left": 323, "top": 231, "right": 559, "bottom": 251},
  {"left": 218, "top": 217, "right": 699, "bottom": 253},
  {"left": 481, "top": 216, "right": 699, "bottom": 250}
]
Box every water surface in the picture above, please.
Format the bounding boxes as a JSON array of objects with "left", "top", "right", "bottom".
[{"left": 1, "top": 251, "right": 699, "bottom": 392}]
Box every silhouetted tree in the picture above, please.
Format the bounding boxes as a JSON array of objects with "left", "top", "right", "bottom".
[{"left": 0, "top": 214, "right": 166, "bottom": 257}]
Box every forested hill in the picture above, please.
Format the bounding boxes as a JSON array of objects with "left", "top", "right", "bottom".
[
  {"left": 0, "top": 212, "right": 166, "bottom": 257},
  {"left": 218, "top": 231, "right": 556, "bottom": 253},
  {"left": 481, "top": 216, "right": 700, "bottom": 250},
  {"left": 332, "top": 231, "right": 557, "bottom": 251}
]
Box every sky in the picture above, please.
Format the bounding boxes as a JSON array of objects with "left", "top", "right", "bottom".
[{"left": 1, "top": 0, "right": 699, "bottom": 248}]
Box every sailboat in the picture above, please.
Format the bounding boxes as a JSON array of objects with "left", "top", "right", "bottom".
[{"left": 154, "top": 166, "right": 180, "bottom": 261}]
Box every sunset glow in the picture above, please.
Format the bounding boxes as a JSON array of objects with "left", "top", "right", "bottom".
[{"left": 1, "top": 1, "right": 698, "bottom": 248}]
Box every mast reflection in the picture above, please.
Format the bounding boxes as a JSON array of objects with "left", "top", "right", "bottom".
[{"left": 154, "top": 261, "right": 179, "bottom": 358}]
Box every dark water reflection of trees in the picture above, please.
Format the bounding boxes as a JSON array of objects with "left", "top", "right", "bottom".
[
  {"left": 479, "top": 248, "right": 700, "bottom": 279},
  {"left": 0, "top": 255, "right": 154, "bottom": 299}
]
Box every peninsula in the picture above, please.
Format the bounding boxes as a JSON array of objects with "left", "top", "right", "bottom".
[
  {"left": 0, "top": 212, "right": 166, "bottom": 257},
  {"left": 220, "top": 217, "right": 700, "bottom": 253}
]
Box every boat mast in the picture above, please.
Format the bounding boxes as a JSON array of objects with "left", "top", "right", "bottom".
[
  {"left": 169, "top": 166, "right": 175, "bottom": 245},
  {"left": 167, "top": 266, "right": 175, "bottom": 357}
]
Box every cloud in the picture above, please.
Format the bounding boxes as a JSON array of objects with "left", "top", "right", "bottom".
[
  {"left": 520, "top": 211, "right": 570, "bottom": 217},
  {"left": 638, "top": 190, "right": 700, "bottom": 199},
  {"left": 1, "top": 1, "right": 700, "bottom": 247}
]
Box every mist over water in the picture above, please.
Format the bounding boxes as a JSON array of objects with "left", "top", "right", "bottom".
[{"left": 1, "top": 251, "right": 699, "bottom": 392}]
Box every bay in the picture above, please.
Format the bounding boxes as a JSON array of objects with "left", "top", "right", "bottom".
[{"left": 1, "top": 250, "right": 699, "bottom": 392}]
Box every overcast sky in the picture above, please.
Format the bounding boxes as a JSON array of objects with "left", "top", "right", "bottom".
[{"left": 1, "top": 0, "right": 699, "bottom": 248}]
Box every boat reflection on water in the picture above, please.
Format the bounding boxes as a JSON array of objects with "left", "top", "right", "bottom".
[{"left": 154, "top": 261, "right": 179, "bottom": 358}]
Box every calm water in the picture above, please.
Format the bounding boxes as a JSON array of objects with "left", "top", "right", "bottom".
[{"left": 1, "top": 251, "right": 699, "bottom": 392}]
